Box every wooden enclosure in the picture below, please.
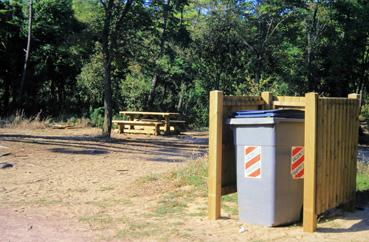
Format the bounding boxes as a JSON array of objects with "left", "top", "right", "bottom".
[{"left": 208, "top": 91, "right": 360, "bottom": 232}]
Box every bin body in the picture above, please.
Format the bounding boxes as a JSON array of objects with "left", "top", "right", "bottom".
[{"left": 229, "top": 111, "right": 304, "bottom": 226}]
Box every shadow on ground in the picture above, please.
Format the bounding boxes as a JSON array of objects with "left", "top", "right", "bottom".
[
  {"left": 318, "top": 191, "right": 369, "bottom": 233},
  {"left": 0, "top": 131, "right": 208, "bottom": 163}
]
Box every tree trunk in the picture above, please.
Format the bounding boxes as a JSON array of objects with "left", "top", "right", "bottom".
[
  {"left": 101, "top": 0, "right": 113, "bottom": 137},
  {"left": 254, "top": 55, "right": 261, "bottom": 85},
  {"left": 20, "top": 0, "right": 33, "bottom": 103},
  {"left": 306, "top": 5, "right": 318, "bottom": 92},
  {"left": 2, "top": 78, "right": 10, "bottom": 116},
  {"left": 102, "top": 56, "right": 113, "bottom": 137},
  {"left": 307, "top": 31, "right": 313, "bottom": 90},
  {"left": 147, "top": 74, "right": 158, "bottom": 107},
  {"left": 176, "top": 83, "right": 185, "bottom": 111}
]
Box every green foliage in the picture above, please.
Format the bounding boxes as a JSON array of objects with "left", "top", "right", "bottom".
[
  {"left": 0, "top": 0, "right": 369, "bottom": 127},
  {"left": 89, "top": 107, "right": 104, "bottom": 128},
  {"left": 120, "top": 70, "right": 151, "bottom": 111},
  {"left": 77, "top": 44, "right": 104, "bottom": 107},
  {"left": 361, "top": 104, "right": 369, "bottom": 120}
]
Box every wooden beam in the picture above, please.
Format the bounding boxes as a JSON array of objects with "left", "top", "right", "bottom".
[
  {"left": 208, "top": 90, "right": 223, "bottom": 220},
  {"left": 303, "top": 92, "right": 318, "bottom": 232},
  {"left": 261, "top": 92, "right": 273, "bottom": 109}
]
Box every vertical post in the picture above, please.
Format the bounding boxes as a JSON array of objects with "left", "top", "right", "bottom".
[
  {"left": 348, "top": 93, "right": 360, "bottom": 204},
  {"left": 303, "top": 92, "right": 318, "bottom": 232},
  {"left": 164, "top": 115, "right": 170, "bottom": 134},
  {"left": 261, "top": 92, "right": 273, "bottom": 110},
  {"left": 208, "top": 90, "right": 223, "bottom": 220}
]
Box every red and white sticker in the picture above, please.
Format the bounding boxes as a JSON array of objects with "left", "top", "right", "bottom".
[
  {"left": 244, "top": 146, "right": 262, "bottom": 178},
  {"left": 291, "top": 146, "right": 304, "bottom": 179}
]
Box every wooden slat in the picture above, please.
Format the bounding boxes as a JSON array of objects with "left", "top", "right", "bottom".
[
  {"left": 112, "top": 120, "right": 162, "bottom": 125},
  {"left": 208, "top": 91, "right": 223, "bottom": 220},
  {"left": 325, "top": 99, "right": 332, "bottom": 211},
  {"left": 342, "top": 99, "right": 348, "bottom": 203},
  {"left": 336, "top": 100, "right": 343, "bottom": 204},
  {"left": 329, "top": 100, "right": 336, "bottom": 209},
  {"left": 223, "top": 96, "right": 264, "bottom": 107},
  {"left": 330, "top": 99, "right": 340, "bottom": 208},
  {"left": 303, "top": 92, "right": 318, "bottom": 232},
  {"left": 273, "top": 96, "right": 305, "bottom": 108}
]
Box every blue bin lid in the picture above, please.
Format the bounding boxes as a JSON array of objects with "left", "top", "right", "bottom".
[{"left": 233, "top": 109, "right": 304, "bottom": 119}]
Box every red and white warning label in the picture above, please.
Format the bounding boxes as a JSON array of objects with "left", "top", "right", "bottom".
[
  {"left": 291, "top": 146, "right": 304, "bottom": 179},
  {"left": 244, "top": 146, "right": 262, "bottom": 178}
]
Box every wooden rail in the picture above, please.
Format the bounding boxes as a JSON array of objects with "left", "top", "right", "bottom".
[{"left": 208, "top": 91, "right": 361, "bottom": 233}]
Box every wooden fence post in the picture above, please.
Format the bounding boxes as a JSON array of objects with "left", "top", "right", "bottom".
[
  {"left": 348, "top": 93, "right": 361, "bottom": 205},
  {"left": 261, "top": 92, "right": 273, "bottom": 109},
  {"left": 348, "top": 93, "right": 361, "bottom": 106},
  {"left": 303, "top": 92, "right": 318, "bottom": 232},
  {"left": 208, "top": 90, "right": 223, "bottom": 220}
]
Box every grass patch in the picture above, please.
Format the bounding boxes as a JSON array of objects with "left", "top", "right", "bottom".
[
  {"left": 222, "top": 193, "right": 239, "bottom": 215},
  {"left": 151, "top": 157, "right": 207, "bottom": 217},
  {"left": 137, "top": 156, "right": 207, "bottom": 191},
  {"left": 116, "top": 219, "right": 159, "bottom": 239},
  {"left": 134, "top": 157, "right": 207, "bottom": 219},
  {"left": 357, "top": 173, "right": 369, "bottom": 191},
  {"left": 154, "top": 191, "right": 188, "bottom": 216},
  {"left": 357, "top": 162, "right": 369, "bottom": 191},
  {"left": 169, "top": 156, "right": 207, "bottom": 192},
  {"left": 136, "top": 173, "right": 161, "bottom": 184},
  {"left": 222, "top": 193, "right": 238, "bottom": 203},
  {"left": 85, "top": 198, "right": 133, "bottom": 208}
]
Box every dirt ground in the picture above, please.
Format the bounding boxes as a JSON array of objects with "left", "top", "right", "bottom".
[{"left": 1, "top": 127, "right": 369, "bottom": 242}]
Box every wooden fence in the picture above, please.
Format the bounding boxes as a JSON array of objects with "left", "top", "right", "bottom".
[{"left": 208, "top": 91, "right": 360, "bottom": 232}]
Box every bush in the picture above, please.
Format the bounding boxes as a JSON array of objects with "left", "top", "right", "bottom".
[{"left": 89, "top": 107, "right": 104, "bottom": 128}]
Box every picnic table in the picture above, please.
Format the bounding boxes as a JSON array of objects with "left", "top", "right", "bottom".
[{"left": 113, "top": 111, "right": 184, "bottom": 135}]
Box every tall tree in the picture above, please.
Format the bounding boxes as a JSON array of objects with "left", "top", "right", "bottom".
[
  {"left": 20, "top": 0, "right": 32, "bottom": 101},
  {"left": 99, "top": 0, "right": 134, "bottom": 137}
]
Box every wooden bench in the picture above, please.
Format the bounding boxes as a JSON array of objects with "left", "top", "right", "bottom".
[
  {"left": 112, "top": 120, "right": 163, "bottom": 136},
  {"left": 132, "top": 119, "right": 186, "bottom": 134}
]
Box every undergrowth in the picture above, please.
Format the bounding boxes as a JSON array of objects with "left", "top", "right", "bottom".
[{"left": 0, "top": 110, "right": 91, "bottom": 129}]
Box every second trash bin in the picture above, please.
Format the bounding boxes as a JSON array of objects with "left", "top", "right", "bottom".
[{"left": 228, "top": 109, "right": 304, "bottom": 226}]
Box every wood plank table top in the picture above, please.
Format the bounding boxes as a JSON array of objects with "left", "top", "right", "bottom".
[{"left": 119, "top": 111, "right": 179, "bottom": 116}]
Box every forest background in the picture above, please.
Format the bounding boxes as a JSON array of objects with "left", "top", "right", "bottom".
[{"left": 1, "top": 0, "right": 368, "bottom": 136}]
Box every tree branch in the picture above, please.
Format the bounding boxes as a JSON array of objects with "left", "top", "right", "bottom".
[{"left": 99, "top": 0, "right": 107, "bottom": 10}]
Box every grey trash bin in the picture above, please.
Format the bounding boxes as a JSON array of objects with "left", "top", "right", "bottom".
[{"left": 228, "top": 109, "right": 304, "bottom": 226}]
